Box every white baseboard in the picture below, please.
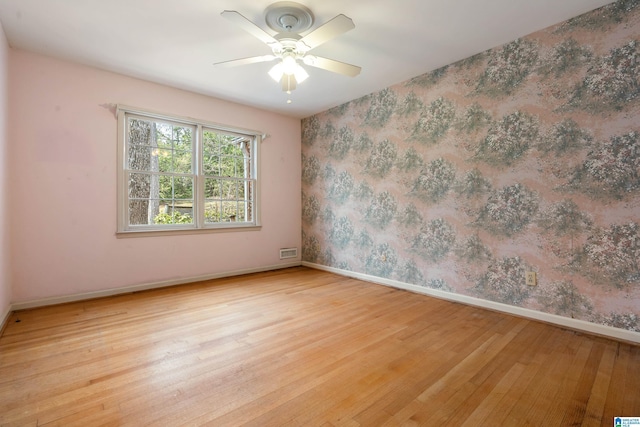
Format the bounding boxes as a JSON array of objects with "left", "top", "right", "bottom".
[
  {"left": 11, "top": 262, "right": 302, "bottom": 311},
  {"left": 302, "top": 261, "right": 640, "bottom": 345}
]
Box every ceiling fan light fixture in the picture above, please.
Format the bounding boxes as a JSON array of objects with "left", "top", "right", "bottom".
[
  {"left": 282, "top": 55, "right": 297, "bottom": 75},
  {"left": 294, "top": 64, "right": 308, "bottom": 83},
  {"left": 269, "top": 57, "right": 308, "bottom": 87},
  {"left": 268, "top": 62, "right": 284, "bottom": 81}
]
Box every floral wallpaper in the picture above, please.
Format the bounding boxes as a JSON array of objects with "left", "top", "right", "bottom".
[{"left": 301, "top": 0, "right": 640, "bottom": 333}]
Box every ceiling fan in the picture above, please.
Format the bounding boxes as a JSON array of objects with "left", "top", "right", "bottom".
[{"left": 214, "top": 1, "right": 361, "bottom": 95}]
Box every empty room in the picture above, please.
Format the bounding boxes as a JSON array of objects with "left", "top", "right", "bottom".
[{"left": 0, "top": 0, "right": 639, "bottom": 425}]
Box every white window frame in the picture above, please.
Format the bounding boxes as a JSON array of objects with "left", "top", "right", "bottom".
[{"left": 116, "top": 105, "right": 262, "bottom": 236}]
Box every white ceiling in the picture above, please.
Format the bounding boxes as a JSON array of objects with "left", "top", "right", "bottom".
[{"left": 0, "top": 0, "right": 615, "bottom": 119}]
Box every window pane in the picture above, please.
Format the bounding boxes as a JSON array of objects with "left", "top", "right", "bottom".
[
  {"left": 222, "top": 139, "right": 243, "bottom": 157},
  {"left": 237, "top": 180, "right": 246, "bottom": 199},
  {"left": 204, "top": 201, "right": 221, "bottom": 223},
  {"left": 203, "top": 153, "right": 220, "bottom": 176},
  {"left": 235, "top": 157, "right": 245, "bottom": 177},
  {"left": 156, "top": 148, "right": 172, "bottom": 173},
  {"left": 204, "top": 178, "right": 220, "bottom": 198},
  {"left": 148, "top": 200, "right": 164, "bottom": 224},
  {"left": 172, "top": 205, "right": 194, "bottom": 224},
  {"left": 203, "top": 131, "right": 249, "bottom": 175},
  {"left": 129, "top": 200, "right": 150, "bottom": 225},
  {"left": 221, "top": 201, "right": 237, "bottom": 221},
  {"left": 203, "top": 130, "right": 221, "bottom": 155},
  {"left": 155, "top": 123, "right": 173, "bottom": 148},
  {"left": 203, "top": 139, "right": 217, "bottom": 156},
  {"left": 127, "top": 145, "right": 155, "bottom": 171},
  {"left": 129, "top": 173, "right": 151, "bottom": 198},
  {"left": 174, "top": 176, "right": 193, "bottom": 199},
  {"left": 220, "top": 180, "right": 235, "bottom": 199},
  {"left": 153, "top": 204, "right": 193, "bottom": 225},
  {"left": 128, "top": 118, "right": 154, "bottom": 146},
  {"left": 173, "top": 150, "right": 192, "bottom": 174},
  {"left": 174, "top": 127, "right": 192, "bottom": 151},
  {"left": 159, "top": 175, "right": 172, "bottom": 199},
  {"left": 216, "top": 156, "right": 232, "bottom": 177}
]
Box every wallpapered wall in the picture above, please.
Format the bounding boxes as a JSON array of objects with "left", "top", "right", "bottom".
[{"left": 301, "top": 1, "right": 640, "bottom": 333}]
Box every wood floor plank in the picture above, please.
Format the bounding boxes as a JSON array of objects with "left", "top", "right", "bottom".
[
  {"left": 582, "top": 342, "right": 617, "bottom": 426},
  {"left": 458, "top": 362, "right": 527, "bottom": 427},
  {"left": 0, "top": 267, "right": 638, "bottom": 426},
  {"left": 622, "top": 344, "right": 640, "bottom": 415},
  {"left": 500, "top": 329, "right": 577, "bottom": 426},
  {"left": 354, "top": 318, "right": 497, "bottom": 425},
  {"left": 538, "top": 335, "right": 594, "bottom": 425},
  {"left": 432, "top": 321, "right": 549, "bottom": 425}
]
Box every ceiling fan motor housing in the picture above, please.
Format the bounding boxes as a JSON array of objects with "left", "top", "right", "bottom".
[{"left": 265, "top": 2, "right": 314, "bottom": 34}]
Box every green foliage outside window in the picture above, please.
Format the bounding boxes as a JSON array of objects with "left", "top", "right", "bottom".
[{"left": 126, "top": 115, "right": 254, "bottom": 228}]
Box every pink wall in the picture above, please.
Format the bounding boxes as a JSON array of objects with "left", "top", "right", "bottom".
[
  {"left": 0, "top": 23, "right": 10, "bottom": 317},
  {"left": 8, "top": 50, "right": 301, "bottom": 303}
]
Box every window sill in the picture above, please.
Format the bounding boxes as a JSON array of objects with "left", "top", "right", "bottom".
[{"left": 116, "top": 225, "right": 262, "bottom": 238}]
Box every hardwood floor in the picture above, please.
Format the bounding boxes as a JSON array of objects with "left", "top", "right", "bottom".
[{"left": 0, "top": 267, "right": 638, "bottom": 426}]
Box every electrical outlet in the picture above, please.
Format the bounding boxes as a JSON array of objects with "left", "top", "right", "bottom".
[{"left": 526, "top": 271, "right": 537, "bottom": 286}]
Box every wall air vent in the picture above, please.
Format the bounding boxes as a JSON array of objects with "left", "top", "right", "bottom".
[{"left": 279, "top": 248, "right": 298, "bottom": 259}]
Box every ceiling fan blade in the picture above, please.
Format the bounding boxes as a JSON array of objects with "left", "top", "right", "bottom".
[
  {"left": 221, "top": 10, "right": 279, "bottom": 46},
  {"left": 298, "top": 14, "right": 355, "bottom": 51},
  {"left": 214, "top": 55, "right": 277, "bottom": 68},
  {"left": 303, "top": 56, "right": 361, "bottom": 77}
]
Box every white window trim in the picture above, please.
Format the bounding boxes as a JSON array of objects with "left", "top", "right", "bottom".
[{"left": 116, "top": 105, "right": 263, "bottom": 237}]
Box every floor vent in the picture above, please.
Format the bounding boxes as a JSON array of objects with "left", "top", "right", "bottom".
[{"left": 279, "top": 248, "right": 298, "bottom": 259}]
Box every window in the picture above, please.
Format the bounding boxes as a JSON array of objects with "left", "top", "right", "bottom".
[{"left": 117, "top": 106, "right": 261, "bottom": 234}]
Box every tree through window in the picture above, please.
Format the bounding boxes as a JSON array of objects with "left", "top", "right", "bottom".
[
  {"left": 118, "top": 108, "right": 260, "bottom": 233},
  {"left": 202, "top": 130, "right": 254, "bottom": 224}
]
